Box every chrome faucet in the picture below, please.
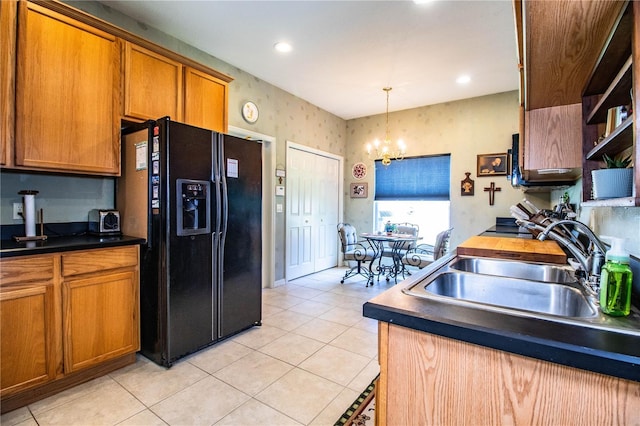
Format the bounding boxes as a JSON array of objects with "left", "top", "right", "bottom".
[
  {"left": 515, "top": 219, "right": 606, "bottom": 294},
  {"left": 537, "top": 219, "right": 607, "bottom": 293}
]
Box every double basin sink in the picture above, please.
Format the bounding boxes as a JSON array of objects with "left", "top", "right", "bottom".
[{"left": 402, "top": 255, "right": 640, "bottom": 335}]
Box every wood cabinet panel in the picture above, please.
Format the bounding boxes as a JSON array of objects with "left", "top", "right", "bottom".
[
  {"left": 15, "top": 2, "right": 120, "bottom": 175},
  {"left": 123, "top": 42, "right": 183, "bottom": 121},
  {"left": 184, "top": 67, "right": 228, "bottom": 133},
  {"left": 0, "top": 255, "right": 55, "bottom": 285},
  {"left": 524, "top": 103, "right": 582, "bottom": 170},
  {"left": 524, "top": 0, "right": 624, "bottom": 110},
  {"left": 63, "top": 270, "right": 139, "bottom": 372},
  {"left": 62, "top": 246, "right": 138, "bottom": 277},
  {"left": 1, "top": 281, "right": 57, "bottom": 397},
  {"left": 0, "top": 0, "right": 16, "bottom": 167},
  {"left": 379, "top": 323, "right": 640, "bottom": 426}
]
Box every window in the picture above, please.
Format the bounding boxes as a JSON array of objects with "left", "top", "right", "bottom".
[{"left": 374, "top": 154, "right": 451, "bottom": 244}]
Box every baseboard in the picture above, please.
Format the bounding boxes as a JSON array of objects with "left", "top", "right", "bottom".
[{"left": 273, "top": 278, "right": 286, "bottom": 287}]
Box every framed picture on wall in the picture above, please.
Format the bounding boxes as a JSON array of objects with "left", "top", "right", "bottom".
[
  {"left": 477, "top": 153, "right": 508, "bottom": 176},
  {"left": 350, "top": 182, "right": 368, "bottom": 198}
]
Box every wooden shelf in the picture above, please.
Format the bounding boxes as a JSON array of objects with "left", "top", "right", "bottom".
[
  {"left": 583, "top": 2, "right": 633, "bottom": 96},
  {"left": 581, "top": 0, "right": 638, "bottom": 206},
  {"left": 582, "top": 196, "right": 638, "bottom": 207},
  {"left": 586, "top": 115, "right": 634, "bottom": 159},
  {"left": 585, "top": 56, "right": 632, "bottom": 124}
]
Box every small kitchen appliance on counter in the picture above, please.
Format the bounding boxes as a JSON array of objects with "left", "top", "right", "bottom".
[{"left": 88, "top": 209, "right": 121, "bottom": 236}]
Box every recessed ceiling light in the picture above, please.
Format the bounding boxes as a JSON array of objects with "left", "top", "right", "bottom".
[
  {"left": 413, "top": 0, "right": 434, "bottom": 4},
  {"left": 456, "top": 75, "right": 471, "bottom": 84},
  {"left": 274, "top": 42, "right": 292, "bottom": 53}
]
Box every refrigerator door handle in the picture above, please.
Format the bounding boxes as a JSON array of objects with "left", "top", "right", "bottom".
[{"left": 220, "top": 142, "right": 229, "bottom": 249}]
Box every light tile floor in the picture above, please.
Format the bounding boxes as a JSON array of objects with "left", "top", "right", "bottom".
[{"left": 2, "top": 267, "right": 390, "bottom": 426}]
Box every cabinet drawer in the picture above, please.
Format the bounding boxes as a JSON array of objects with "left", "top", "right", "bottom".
[
  {"left": 62, "top": 246, "right": 138, "bottom": 277},
  {"left": 0, "top": 255, "right": 55, "bottom": 286}
]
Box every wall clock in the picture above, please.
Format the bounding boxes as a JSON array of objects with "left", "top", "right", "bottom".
[
  {"left": 352, "top": 162, "right": 367, "bottom": 179},
  {"left": 242, "top": 101, "right": 259, "bottom": 123}
]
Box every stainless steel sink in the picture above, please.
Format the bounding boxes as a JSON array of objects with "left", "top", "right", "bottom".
[
  {"left": 401, "top": 254, "right": 640, "bottom": 335},
  {"left": 411, "top": 271, "right": 596, "bottom": 318},
  {"left": 449, "top": 257, "right": 576, "bottom": 284}
]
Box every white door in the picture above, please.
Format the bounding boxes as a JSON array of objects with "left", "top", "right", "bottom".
[
  {"left": 286, "top": 146, "right": 340, "bottom": 280},
  {"left": 287, "top": 148, "right": 315, "bottom": 278},
  {"left": 314, "top": 154, "right": 339, "bottom": 271}
]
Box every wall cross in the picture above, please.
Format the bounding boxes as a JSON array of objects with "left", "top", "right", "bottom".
[{"left": 483, "top": 182, "right": 501, "bottom": 206}]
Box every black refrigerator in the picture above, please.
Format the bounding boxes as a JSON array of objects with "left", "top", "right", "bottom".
[{"left": 118, "top": 117, "right": 262, "bottom": 367}]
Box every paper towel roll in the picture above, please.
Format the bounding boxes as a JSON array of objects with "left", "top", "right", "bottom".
[{"left": 19, "top": 190, "right": 38, "bottom": 237}]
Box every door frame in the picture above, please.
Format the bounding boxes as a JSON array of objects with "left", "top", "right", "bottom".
[
  {"left": 285, "top": 140, "right": 344, "bottom": 281},
  {"left": 228, "top": 125, "right": 275, "bottom": 289}
]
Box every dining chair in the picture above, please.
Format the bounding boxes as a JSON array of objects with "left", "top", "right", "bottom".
[
  {"left": 382, "top": 222, "right": 419, "bottom": 258},
  {"left": 402, "top": 228, "right": 453, "bottom": 269},
  {"left": 337, "top": 223, "right": 376, "bottom": 284}
]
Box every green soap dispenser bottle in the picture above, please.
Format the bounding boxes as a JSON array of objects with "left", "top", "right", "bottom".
[{"left": 599, "top": 236, "right": 633, "bottom": 316}]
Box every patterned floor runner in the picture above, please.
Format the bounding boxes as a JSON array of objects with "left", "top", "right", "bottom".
[{"left": 334, "top": 376, "right": 377, "bottom": 426}]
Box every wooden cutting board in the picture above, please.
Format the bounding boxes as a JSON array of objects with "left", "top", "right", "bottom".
[{"left": 457, "top": 236, "right": 567, "bottom": 264}]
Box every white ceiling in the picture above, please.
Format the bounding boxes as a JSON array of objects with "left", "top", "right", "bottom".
[{"left": 98, "top": 0, "right": 519, "bottom": 120}]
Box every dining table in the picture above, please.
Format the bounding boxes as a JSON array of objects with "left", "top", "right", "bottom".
[{"left": 360, "top": 232, "right": 421, "bottom": 285}]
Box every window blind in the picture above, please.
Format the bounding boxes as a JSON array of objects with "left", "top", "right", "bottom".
[{"left": 374, "top": 154, "right": 451, "bottom": 200}]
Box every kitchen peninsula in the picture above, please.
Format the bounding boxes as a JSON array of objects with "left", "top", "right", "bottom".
[{"left": 364, "top": 241, "right": 640, "bottom": 425}]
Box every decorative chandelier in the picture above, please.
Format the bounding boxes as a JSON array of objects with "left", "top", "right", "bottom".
[{"left": 366, "top": 87, "right": 407, "bottom": 166}]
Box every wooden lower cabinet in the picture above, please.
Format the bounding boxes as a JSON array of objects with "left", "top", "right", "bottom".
[
  {"left": 377, "top": 322, "right": 640, "bottom": 426},
  {"left": 63, "top": 270, "right": 139, "bottom": 372},
  {"left": 0, "top": 246, "right": 140, "bottom": 413},
  {"left": 0, "top": 255, "right": 59, "bottom": 398}
]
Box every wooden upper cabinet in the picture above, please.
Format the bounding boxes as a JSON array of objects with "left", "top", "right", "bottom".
[
  {"left": 524, "top": 104, "right": 583, "bottom": 171},
  {"left": 15, "top": 2, "right": 121, "bottom": 175},
  {"left": 0, "top": 0, "right": 17, "bottom": 167},
  {"left": 522, "top": 0, "right": 624, "bottom": 110},
  {"left": 123, "top": 42, "right": 183, "bottom": 122},
  {"left": 184, "top": 67, "right": 228, "bottom": 133}
]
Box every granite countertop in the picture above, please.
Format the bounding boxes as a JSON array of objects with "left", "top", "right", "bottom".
[
  {"left": 0, "top": 234, "right": 146, "bottom": 258},
  {"left": 363, "top": 253, "right": 640, "bottom": 382}
]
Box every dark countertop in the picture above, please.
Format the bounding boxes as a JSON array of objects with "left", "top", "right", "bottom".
[
  {"left": 483, "top": 224, "right": 533, "bottom": 238},
  {"left": 363, "top": 253, "right": 640, "bottom": 382},
  {"left": 0, "top": 234, "right": 146, "bottom": 258}
]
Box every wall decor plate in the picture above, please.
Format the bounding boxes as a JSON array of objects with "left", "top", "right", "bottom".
[
  {"left": 242, "top": 101, "right": 259, "bottom": 123},
  {"left": 352, "top": 162, "right": 367, "bottom": 179}
]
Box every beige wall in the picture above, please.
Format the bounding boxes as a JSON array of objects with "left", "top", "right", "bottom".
[{"left": 344, "top": 91, "right": 548, "bottom": 248}]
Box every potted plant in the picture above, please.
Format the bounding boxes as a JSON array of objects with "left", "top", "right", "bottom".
[{"left": 591, "top": 153, "right": 633, "bottom": 199}]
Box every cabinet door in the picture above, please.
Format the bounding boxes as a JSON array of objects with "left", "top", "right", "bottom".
[
  {"left": 123, "top": 42, "right": 183, "bottom": 121},
  {"left": 15, "top": 2, "right": 121, "bottom": 175},
  {"left": 0, "top": 0, "right": 16, "bottom": 167},
  {"left": 184, "top": 67, "right": 228, "bottom": 132},
  {"left": 0, "top": 284, "right": 56, "bottom": 396},
  {"left": 63, "top": 270, "right": 139, "bottom": 373},
  {"left": 524, "top": 103, "right": 582, "bottom": 170},
  {"left": 0, "top": 255, "right": 58, "bottom": 398}
]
